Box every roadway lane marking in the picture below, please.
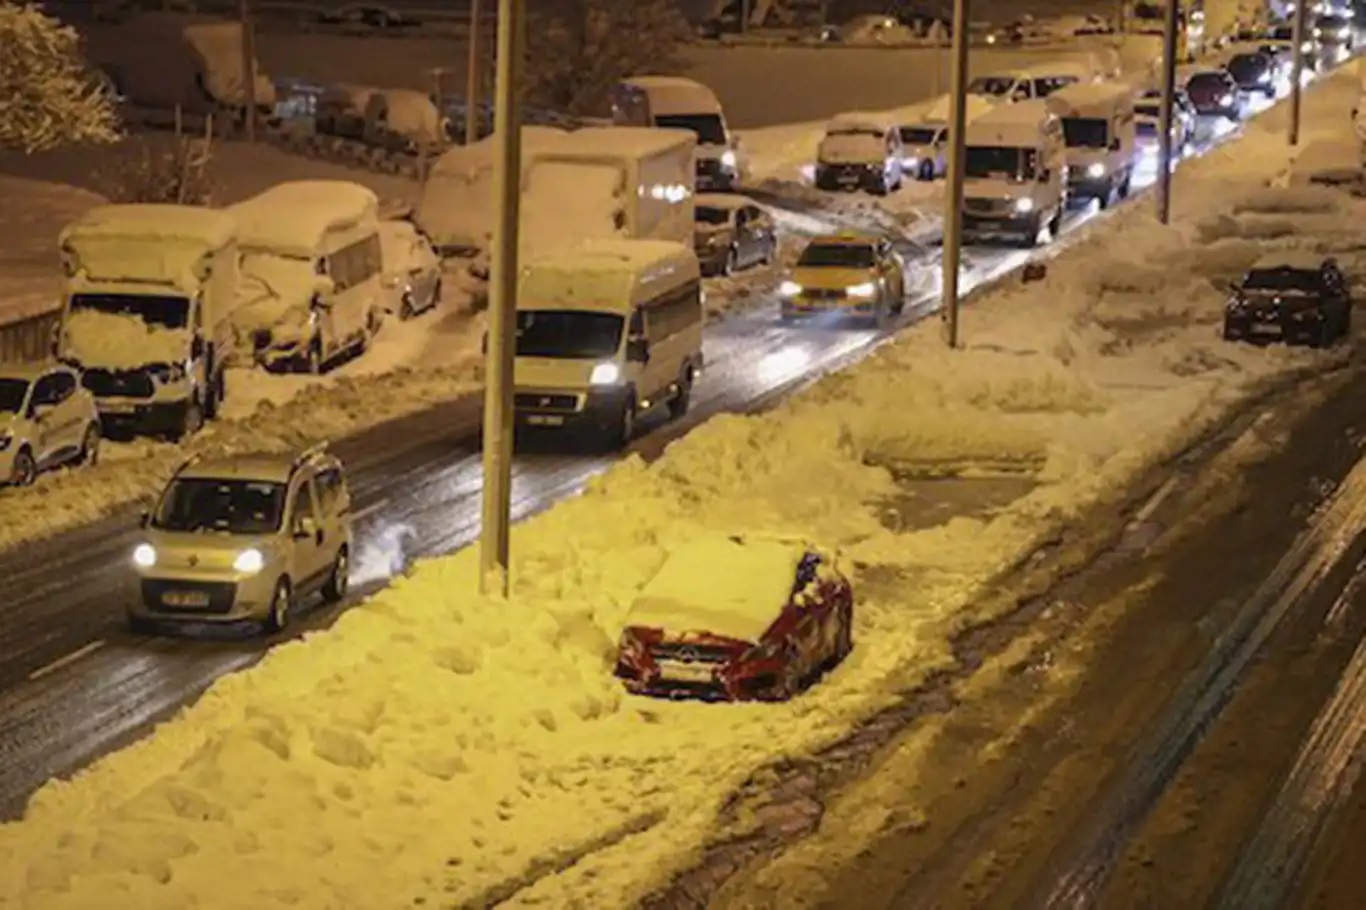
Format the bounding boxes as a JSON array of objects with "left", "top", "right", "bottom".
[
  {"left": 352, "top": 500, "right": 389, "bottom": 522},
  {"left": 27, "top": 640, "right": 105, "bottom": 681}
]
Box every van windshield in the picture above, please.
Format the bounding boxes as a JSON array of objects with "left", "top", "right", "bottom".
[
  {"left": 968, "top": 76, "right": 1015, "bottom": 96},
  {"left": 1062, "top": 117, "right": 1108, "bottom": 148},
  {"left": 655, "top": 113, "right": 727, "bottom": 145},
  {"left": 965, "top": 147, "right": 1038, "bottom": 181},
  {"left": 68, "top": 293, "right": 190, "bottom": 329},
  {"left": 516, "top": 310, "right": 625, "bottom": 359},
  {"left": 153, "top": 478, "right": 287, "bottom": 534}
]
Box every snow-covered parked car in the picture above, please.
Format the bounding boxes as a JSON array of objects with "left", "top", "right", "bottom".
[
  {"left": 0, "top": 363, "right": 101, "bottom": 487},
  {"left": 363, "top": 89, "right": 448, "bottom": 153},
  {"left": 614, "top": 535, "right": 854, "bottom": 701},
  {"left": 814, "top": 113, "right": 905, "bottom": 194},
  {"left": 378, "top": 220, "right": 442, "bottom": 318},
  {"left": 835, "top": 14, "right": 920, "bottom": 45},
  {"left": 692, "top": 194, "right": 777, "bottom": 277},
  {"left": 315, "top": 84, "right": 378, "bottom": 140}
]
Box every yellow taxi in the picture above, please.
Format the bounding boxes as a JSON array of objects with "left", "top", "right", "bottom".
[{"left": 778, "top": 232, "right": 906, "bottom": 326}]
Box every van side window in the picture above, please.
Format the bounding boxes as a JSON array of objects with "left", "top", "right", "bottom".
[{"left": 644, "top": 279, "right": 701, "bottom": 341}]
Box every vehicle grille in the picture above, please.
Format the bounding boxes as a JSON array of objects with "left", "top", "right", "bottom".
[
  {"left": 82, "top": 368, "right": 153, "bottom": 398},
  {"left": 140, "top": 579, "right": 237, "bottom": 614},
  {"left": 514, "top": 392, "right": 580, "bottom": 412},
  {"left": 650, "top": 642, "right": 737, "bottom": 664},
  {"left": 964, "top": 197, "right": 1012, "bottom": 215}
]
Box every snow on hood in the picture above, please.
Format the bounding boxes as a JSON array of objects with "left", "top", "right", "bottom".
[
  {"left": 60, "top": 309, "right": 190, "bottom": 371},
  {"left": 183, "top": 22, "right": 276, "bottom": 107},
  {"left": 818, "top": 131, "right": 885, "bottom": 164},
  {"left": 233, "top": 252, "right": 328, "bottom": 335}
]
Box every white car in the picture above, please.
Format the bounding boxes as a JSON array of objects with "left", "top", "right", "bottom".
[
  {"left": 897, "top": 123, "right": 947, "bottom": 180},
  {"left": 378, "top": 220, "right": 443, "bottom": 319},
  {"left": 0, "top": 362, "right": 101, "bottom": 486}
]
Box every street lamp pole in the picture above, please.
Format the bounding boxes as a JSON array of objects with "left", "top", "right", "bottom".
[
  {"left": 238, "top": 0, "right": 257, "bottom": 142},
  {"left": 1289, "top": 0, "right": 1307, "bottom": 146},
  {"left": 1155, "top": 0, "right": 1178, "bottom": 224},
  {"left": 940, "top": 0, "right": 969, "bottom": 348},
  {"left": 478, "top": 0, "right": 525, "bottom": 596},
  {"left": 466, "top": 0, "right": 482, "bottom": 145}
]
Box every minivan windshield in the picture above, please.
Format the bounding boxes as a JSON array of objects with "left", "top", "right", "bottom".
[
  {"left": 0, "top": 378, "right": 29, "bottom": 414},
  {"left": 965, "top": 146, "right": 1038, "bottom": 181},
  {"left": 515, "top": 310, "right": 625, "bottom": 359},
  {"left": 655, "top": 113, "right": 727, "bottom": 145},
  {"left": 899, "top": 127, "right": 941, "bottom": 145},
  {"left": 152, "top": 478, "right": 287, "bottom": 534},
  {"left": 1062, "top": 117, "right": 1108, "bottom": 148},
  {"left": 798, "top": 243, "right": 875, "bottom": 268},
  {"left": 69, "top": 293, "right": 190, "bottom": 329}
]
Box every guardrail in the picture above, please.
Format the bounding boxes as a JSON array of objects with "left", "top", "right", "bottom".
[{"left": 0, "top": 310, "right": 58, "bottom": 364}]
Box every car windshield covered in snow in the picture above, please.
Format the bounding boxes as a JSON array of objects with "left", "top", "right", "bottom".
[
  {"left": 899, "top": 126, "right": 941, "bottom": 145},
  {"left": 695, "top": 205, "right": 732, "bottom": 226},
  {"left": 68, "top": 292, "right": 190, "bottom": 329},
  {"left": 965, "top": 146, "right": 1038, "bottom": 181},
  {"left": 515, "top": 310, "right": 624, "bottom": 359},
  {"left": 152, "top": 479, "right": 287, "bottom": 534},
  {"left": 968, "top": 76, "right": 1015, "bottom": 96},
  {"left": 798, "top": 243, "right": 875, "bottom": 268},
  {"left": 655, "top": 113, "right": 727, "bottom": 145},
  {"left": 0, "top": 378, "right": 29, "bottom": 414},
  {"left": 1062, "top": 117, "right": 1108, "bottom": 148},
  {"left": 1243, "top": 267, "right": 1322, "bottom": 293}
]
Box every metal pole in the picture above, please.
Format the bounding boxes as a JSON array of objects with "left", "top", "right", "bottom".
[
  {"left": 238, "top": 0, "right": 257, "bottom": 142},
  {"left": 940, "top": 0, "right": 969, "bottom": 349},
  {"left": 740, "top": 0, "right": 749, "bottom": 34},
  {"left": 1155, "top": 0, "right": 1178, "bottom": 224},
  {"left": 465, "top": 0, "right": 481, "bottom": 144},
  {"left": 478, "top": 0, "right": 524, "bottom": 596},
  {"left": 1289, "top": 0, "right": 1307, "bottom": 146}
]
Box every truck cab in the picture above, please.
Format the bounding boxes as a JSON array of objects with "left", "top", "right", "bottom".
[
  {"left": 961, "top": 100, "right": 1068, "bottom": 246},
  {"left": 1051, "top": 82, "right": 1136, "bottom": 207},
  {"left": 612, "top": 76, "right": 743, "bottom": 192}
]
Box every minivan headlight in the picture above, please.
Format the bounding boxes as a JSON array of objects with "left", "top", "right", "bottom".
[
  {"left": 589, "top": 362, "right": 621, "bottom": 386},
  {"left": 233, "top": 548, "right": 265, "bottom": 574},
  {"left": 133, "top": 543, "right": 157, "bottom": 568},
  {"left": 1086, "top": 162, "right": 1105, "bottom": 178}
]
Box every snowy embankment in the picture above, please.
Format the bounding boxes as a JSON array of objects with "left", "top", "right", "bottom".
[
  {"left": 1, "top": 65, "right": 1361, "bottom": 910},
  {"left": 0, "top": 176, "right": 103, "bottom": 325}
]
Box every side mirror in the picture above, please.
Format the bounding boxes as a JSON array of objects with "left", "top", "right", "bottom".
[{"left": 626, "top": 337, "right": 650, "bottom": 363}]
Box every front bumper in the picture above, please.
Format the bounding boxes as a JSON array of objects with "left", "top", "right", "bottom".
[
  {"left": 614, "top": 658, "right": 783, "bottom": 701},
  {"left": 129, "top": 569, "right": 277, "bottom": 624},
  {"left": 1224, "top": 306, "right": 1326, "bottom": 341},
  {"left": 96, "top": 397, "right": 192, "bottom": 434},
  {"left": 781, "top": 293, "right": 878, "bottom": 316},
  {"left": 962, "top": 211, "right": 1037, "bottom": 239},
  {"left": 513, "top": 385, "right": 632, "bottom": 432},
  {"left": 1067, "top": 176, "right": 1113, "bottom": 199},
  {"left": 815, "top": 163, "right": 881, "bottom": 191}
]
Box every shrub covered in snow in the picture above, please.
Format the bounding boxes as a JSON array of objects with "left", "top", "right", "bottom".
[
  {"left": 93, "top": 133, "right": 217, "bottom": 206},
  {"left": 0, "top": 3, "right": 119, "bottom": 152}
]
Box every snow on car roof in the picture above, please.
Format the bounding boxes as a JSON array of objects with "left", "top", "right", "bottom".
[
  {"left": 551, "top": 126, "right": 696, "bottom": 157},
  {"left": 229, "top": 181, "right": 378, "bottom": 255},
  {"left": 60, "top": 204, "right": 236, "bottom": 249},
  {"left": 826, "top": 110, "right": 898, "bottom": 133},
  {"left": 625, "top": 536, "right": 807, "bottom": 643},
  {"left": 1250, "top": 251, "right": 1327, "bottom": 271},
  {"left": 518, "top": 239, "right": 699, "bottom": 312},
  {"left": 178, "top": 452, "right": 306, "bottom": 484},
  {"left": 621, "top": 76, "right": 723, "bottom": 115},
  {"left": 1051, "top": 81, "right": 1134, "bottom": 116}
]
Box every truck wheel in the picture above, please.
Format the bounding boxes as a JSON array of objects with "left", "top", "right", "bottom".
[{"left": 606, "top": 393, "right": 636, "bottom": 450}]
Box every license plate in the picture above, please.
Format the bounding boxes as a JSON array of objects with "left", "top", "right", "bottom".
[
  {"left": 656, "top": 660, "right": 715, "bottom": 683},
  {"left": 162, "top": 590, "right": 210, "bottom": 608},
  {"left": 526, "top": 414, "right": 565, "bottom": 427},
  {"left": 1251, "top": 322, "right": 1281, "bottom": 335}
]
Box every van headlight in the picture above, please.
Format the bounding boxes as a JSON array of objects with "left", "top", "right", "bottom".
[
  {"left": 846, "top": 281, "right": 877, "bottom": 299},
  {"left": 1013, "top": 197, "right": 1035, "bottom": 213},
  {"left": 233, "top": 548, "right": 265, "bottom": 574},
  {"left": 589, "top": 362, "right": 621, "bottom": 386},
  {"left": 132, "top": 543, "right": 157, "bottom": 568},
  {"left": 720, "top": 149, "right": 737, "bottom": 168},
  {"left": 779, "top": 280, "right": 802, "bottom": 297},
  {"left": 1219, "top": 93, "right": 1234, "bottom": 105},
  {"left": 1086, "top": 162, "right": 1105, "bottom": 178}
]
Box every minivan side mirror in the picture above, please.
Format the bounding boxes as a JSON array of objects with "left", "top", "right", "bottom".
[
  {"left": 626, "top": 337, "right": 650, "bottom": 363},
  {"left": 294, "top": 516, "right": 320, "bottom": 541}
]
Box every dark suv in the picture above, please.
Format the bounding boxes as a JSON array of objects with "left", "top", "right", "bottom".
[{"left": 1224, "top": 255, "right": 1353, "bottom": 348}]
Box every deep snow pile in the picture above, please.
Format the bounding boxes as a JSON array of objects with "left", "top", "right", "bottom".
[{"left": 0, "top": 68, "right": 1361, "bottom": 910}]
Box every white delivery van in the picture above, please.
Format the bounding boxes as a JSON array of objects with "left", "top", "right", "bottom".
[
  {"left": 1051, "top": 82, "right": 1137, "bottom": 207},
  {"left": 518, "top": 126, "right": 697, "bottom": 259},
  {"left": 57, "top": 204, "right": 239, "bottom": 439},
  {"left": 967, "top": 61, "right": 1092, "bottom": 103},
  {"left": 511, "top": 239, "right": 703, "bottom": 448},
  {"left": 961, "top": 99, "right": 1068, "bottom": 246},
  {"left": 230, "top": 180, "right": 385, "bottom": 373},
  {"left": 612, "top": 76, "right": 742, "bottom": 191},
  {"left": 814, "top": 112, "right": 905, "bottom": 194}
]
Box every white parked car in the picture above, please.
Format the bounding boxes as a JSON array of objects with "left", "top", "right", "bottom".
[
  {"left": 897, "top": 122, "right": 948, "bottom": 180},
  {"left": 378, "top": 220, "right": 443, "bottom": 319},
  {"left": 0, "top": 363, "right": 101, "bottom": 486}
]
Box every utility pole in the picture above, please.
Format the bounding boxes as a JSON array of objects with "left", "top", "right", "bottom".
[
  {"left": 740, "top": 0, "right": 749, "bottom": 34},
  {"left": 1155, "top": 0, "right": 1178, "bottom": 224},
  {"left": 465, "top": 0, "right": 482, "bottom": 144},
  {"left": 1289, "top": 0, "right": 1307, "bottom": 145},
  {"left": 238, "top": 0, "right": 257, "bottom": 142},
  {"left": 940, "top": 0, "right": 969, "bottom": 348},
  {"left": 478, "top": 0, "right": 525, "bottom": 596}
]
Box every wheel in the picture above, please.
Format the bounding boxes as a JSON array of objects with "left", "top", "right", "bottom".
[
  {"left": 605, "top": 393, "right": 636, "bottom": 450},
  {"left": 768, "top": 647, "right": 804, "bottom": 701},
  {"left": 10, "top": 447, "right": 36, "bottom": 486},
  {"left": 827, "top": 603, "right": 853, "bottom": 667},
  {"left": 1222, "top": 320, "right": 1241, "bottom": 342},
  {"left": 430, "top": 277, "right": 443, "bottom": 310},
  {"left": 667, "top": 367, "right": 693, "bottom": 420},
  {"left": 1097, "top": 185, "right": 1112, "bottom": 210},
  {"left": 204, "top": 371, "right": 224, "bottom": 420},
  {"left": 1048, "top": 210, "right": 1063, "bottom": 240},
  {"left": 1308, "top": 320, "right": 1333, "bottom": 349},
  {"left": 1119, "top": 176, "right": 1132, "bottom": 199},
  {"left": 892, "top": 278, "right": 906, "bottom": 314},
  {"left": 918, "top": 160, "right": 935, "bottom": 181},
  {"left": 873, "top": 176, "right": 890, "bottom": 196},
  {"left": 874, "top": 293, "right": 891, "bottom": 329},
  {"left": 321, "top": 547, "right": 349, "bottom": 603},
  {"left": 79, "top": 423, "right": 100, "bottom": 466},
  {"left": 723, "top": 247, "right": 737, "bottom": 277},
  {"left": 263, "top": 578, "right": 292, "bottom": 633},
  {"left": 399, "top": 291, "right": 415, "bottom": 320},
  {"left": 174, "top": 398, "right": 203, "bottom": 441}
]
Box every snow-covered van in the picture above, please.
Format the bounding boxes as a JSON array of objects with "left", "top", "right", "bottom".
[
  {"left": 961, "top": 100, "right": 1068, "bottom": 246},
  {"left": 1050, "top": 82, "right": 1137, "bottom": 207},
  {"left": 967, "top": 61, "right": 1093, "bottom": 104},
  {"left": 512, "top": 239, "right": 702, "bottom": 448},
  {"left": 612, "top": 76, "right": 742, "bottom": 191},
  {"left": 814, "top": 112, "right": 905, "bottom": 195},
  {"left": 230, "top": 181, "right": 385, "bottom": 373},
  {"left": 519, "top": 127, "right": 697, "bottom": 260},
  {"left": 56, "top": 205, "right": 239, "bottom": 438}
]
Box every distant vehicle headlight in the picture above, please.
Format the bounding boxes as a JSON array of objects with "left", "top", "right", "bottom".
[
  {"left": 1014, "top": 197, "right": 1036, "bottom": 213},
  {"left": 846, "top": 281, "right": 878, "bottom": 299},
  {"left": 589, "top": 362, "right": 621, "bottom": 386},
  {"left": 1086, "top": 162, "right": 1105, "bottom": 178},
  {"left": 233, "top": 548, "right": 266, "bottom": 574},
  {"left": 1219, "top": 93, "right": 1234, "bottom": 105},
  {"left": 779, "top": 280, "right": 802, "bottom": 297},
  {"left": 132, "top": 543, "right": 157, "bottom": 568},
  {"left": 903, "top": 155, "right": 920, "bottom": 167},
  {"left": 986, "top": 33, "right": 998, "bottom": 44},
  {"left": 1302, "top": 41, "right": 1314, "bottom": 52},
  {"left": 720, "top": 149, "right": 738, "bottom": 168}
]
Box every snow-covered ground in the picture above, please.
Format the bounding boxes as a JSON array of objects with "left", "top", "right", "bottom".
[
  {"left": 0, "top": 58, "right": 1359, "bottom": 910},
  {"left": 0, "top": 176, "right": 104, "bottom": 325}
]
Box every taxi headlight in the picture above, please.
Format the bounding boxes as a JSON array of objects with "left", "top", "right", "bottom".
[
  {"left": 1086, "top": 162, "right": 1105, "bottom": 178},
  {"left": 779, "top": 280, "right": 802, "bottom": 297},
  {"left": 233, "top": 548, "right": 265, "bottom": 574},
  {"left": 589, "top": 362, "right": 621, "bottom": 386},
  {"left": 846, "top": 281, "right": 878, "bottom": 299},
  {"left": 133, "top": 543, "right": 157, "bottom": 568},
  {"left": 1014, "top": 197, "right": 1036, "bottom": 213}
]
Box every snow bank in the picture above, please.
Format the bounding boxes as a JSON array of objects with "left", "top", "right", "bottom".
[
  {"left": 1, "top": 63, "right": 1361, "bottom": 910},
  {"left": 364, "top": 88, "right": 445, "bottom": 147},
  {"left": 59, "top": 310, "right": 190, "bottom": 371}
]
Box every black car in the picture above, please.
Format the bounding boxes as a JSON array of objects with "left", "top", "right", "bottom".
[
  {"left": 319, "top": 3, "right": 417, "bottom": 29},
  {"left": 1225, "top": 51, "right": 1277, "bottom": 98},
  {"left": 1185, "top": 70, "right": 1244, "bottom": 121},
  {"left": 1223, "top": 255, "right": 1353, "bottom": 348}
]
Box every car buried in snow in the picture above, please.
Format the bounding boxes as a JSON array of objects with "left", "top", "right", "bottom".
[
  {"left": 614, "top": 536, "right": 854, "bottom": 701},
  {"left": 779, "top": 232, "right": 906, "bottom": 326},
  {"left": 1222, "top": 253, "right": 1353, "bottom": 348}
]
